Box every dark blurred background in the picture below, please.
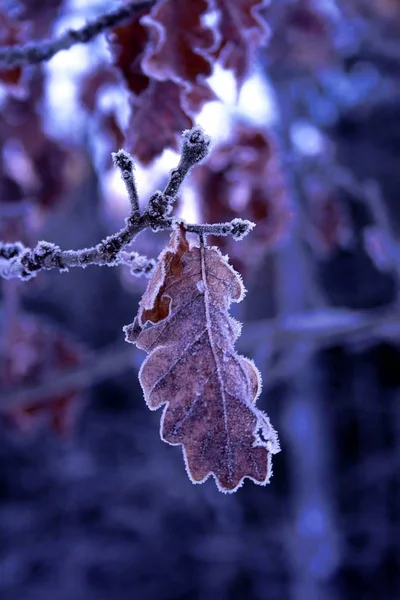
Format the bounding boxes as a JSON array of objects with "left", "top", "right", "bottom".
[{"left": 0, "top": 1, "right": 399, "bottom": 599}]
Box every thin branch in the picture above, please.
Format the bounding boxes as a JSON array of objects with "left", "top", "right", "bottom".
[
  {"left": 0, "top": 218, "right": 153, "bottom": 280},
  {"left": 184, "top": 218, "right": 255, "bottom": 240},
  {"left": 241, "top": 307, "right": 400, "bottom": 353},
  {"left": 0, "top": 126, "right": 253, "bottom": 281},
  {"left": 0, "top": 217, "right": 253, "bottom": 280},
  {"left": 163, "top": 125, "right": 211, "bottom": 201},
  {"left": 0, "top": 344, "right": 136, "bottom": 409},
  {"left": 112, "top": 149, "right": 140, "bottom": 217},
  {"left": 0, "top": 0, "right": 155, "bottom": 69}
]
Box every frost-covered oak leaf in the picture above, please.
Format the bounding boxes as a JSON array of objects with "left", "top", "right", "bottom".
[{"left": 124, "top": 226, "right": 280, "bottom": 493}]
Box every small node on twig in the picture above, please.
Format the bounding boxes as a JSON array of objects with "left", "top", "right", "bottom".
[
  {"left": 119, "top": 252, "right": 156, "bottom": 277},
  {"left": 163, "top": 126, "right": 212, "bottom": 200},
  {"left": 230, "top": 218, "right": 255, "bottom": 240},
  {"left": 19, "top": 241, "right": 62, "bottom": 279},
  {"left": 181, "top": 125, "right": 211, "bottom": 165},
  {"left": 112, "top": 148, "right": 140, "bottom": 216},
  {"left": 131, "top": 259, "right": 156, "bottom": 277},
  {"left": 147, "top": 191, "right": 172, "bottom": 219}
]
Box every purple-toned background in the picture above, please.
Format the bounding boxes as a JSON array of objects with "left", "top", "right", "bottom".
[{"left": 1, "top": 1, "right": 399, "bottom": 599}]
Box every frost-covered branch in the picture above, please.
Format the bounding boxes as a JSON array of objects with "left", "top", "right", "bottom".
[
  {"left": 112, "top": 149, "right": 140, "bottom": 217},
  {"left": 0, "top": 0, "right": 155, "bottom": 69},
  {"left": 0, "top": 127, "right": 254, "bottom": 281},
  {"left": 0, "top": 228, "right": 155, "bottom": 280},
  {"left": 163, "top": 126, "right": 211, "bottom": 201},
  {"left": 184, "top": 218, "right": 255, "bottom": 240}
]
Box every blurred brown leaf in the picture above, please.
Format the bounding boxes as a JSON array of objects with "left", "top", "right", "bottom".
[
  {"left": 109, "top": 5, "right": 215, "bottom": 163},
  {"left": 212, "top": 0, "right": 269, "bottom": 83},
  {"left": 125, "top": 80, "right": 192, "bottom": 164},
  {"left": 109, "top": 9, "right": 151, "bottom": 97},
  {"left": 266, "top": 0, "right": 334, "bottom": 72},
  {"left": 1, "top": 314, "right": 87, "bottom": 436},
  {"left": 16, "top": 0, "right": 64, "bottom": 37},
  {"left": 142, "top": 0, "right": 216, "bottom": 84},
  {"left": 194, "top": 122, "right": 293, "bottom": 274},
  {"left": 0, "top": 73, "right": 77, "bottom": 213},
  {"left": 304, "top": 178, "right": 353, "bottom": 258}
]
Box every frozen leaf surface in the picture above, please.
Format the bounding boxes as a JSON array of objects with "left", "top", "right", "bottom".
[{"left": 125, "top": 227, "right": 280, "bottom": 492}]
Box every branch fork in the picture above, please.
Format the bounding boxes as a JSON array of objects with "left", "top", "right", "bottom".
[{"left": 0, "top": 126, "right": 255, "bottom": 281}]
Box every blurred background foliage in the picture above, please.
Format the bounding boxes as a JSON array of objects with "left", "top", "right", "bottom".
[{"left": 0, "top": 1, "right": 399, "bottom": 599}]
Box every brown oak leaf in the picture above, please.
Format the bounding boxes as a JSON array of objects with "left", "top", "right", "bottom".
[
  {"left": 0, "top": 314, "right": 87, "bottom": 436},
  {"left": 110, "top": 9, "right": 216, "bottom": 163},
  {"left": 141, "top": 0, "right": 216, "bottom": 84},
  {"left": 212, "top": 0, "right": 269, "bottom": 83},
  {"left": 124, "top": 226, "right": 280, "bottom": 492}
]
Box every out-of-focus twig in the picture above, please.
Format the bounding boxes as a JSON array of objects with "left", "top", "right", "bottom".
[
  {"left": 242, "top": 307, "right": 400, "bottom": 352},
  {"left": 0, "top": 343, "right": 135, "bottom": 409},
  {"left": 0, "top": 1, "right": 156, "bottom": 69},
  {"left": 2, "top": 308, "right": 398, "bottom": 411}
]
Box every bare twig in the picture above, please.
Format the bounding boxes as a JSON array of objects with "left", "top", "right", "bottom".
[
  {"left": 0, "top": 222, "right": 153, "bottom": 280},
  {"left": 0, "top": 127, "right": 253, "bottom": 281},
  {"left": 112, "top": 149, "right": 140, "bottom": 217},
  {"left": 184, "top": 218, "right": 255, "bottom": 240},
  {"left": 0, "top": 1, "right": 156, "bottom": 68},
  {"left": 163, "top": 126, "right": 211, "bottom": 201}
]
